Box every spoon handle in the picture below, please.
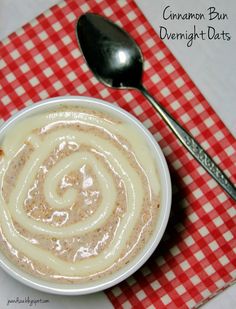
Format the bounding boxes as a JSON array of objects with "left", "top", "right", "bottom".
[{"left": 139, "top": 85, "right": 236, "bottom": 201}]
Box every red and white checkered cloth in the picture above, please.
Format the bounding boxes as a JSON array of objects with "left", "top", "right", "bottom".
[{"left": 0, "top": 0, "right": 235, "bottom": 308}]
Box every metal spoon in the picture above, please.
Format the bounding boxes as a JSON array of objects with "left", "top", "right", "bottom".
[{"left": 76, "top": 13, "right": 236, "bottom": 201}]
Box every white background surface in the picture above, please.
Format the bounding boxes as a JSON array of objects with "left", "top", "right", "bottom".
[{"left": 0, "top": 0, "right": 235, "bottom": 308}]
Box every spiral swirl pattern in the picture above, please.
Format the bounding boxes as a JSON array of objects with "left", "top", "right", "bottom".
[{"left": 0, "top": 106, "right": 160, "bottom": 282}]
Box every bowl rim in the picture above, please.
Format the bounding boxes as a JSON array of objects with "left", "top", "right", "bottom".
[{"left": 0, "top": 95, "right": 172, "bottom": 295}]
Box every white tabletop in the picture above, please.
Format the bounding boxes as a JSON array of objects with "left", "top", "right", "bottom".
[{"left": 0, "top": 1, "right": 235, "bottom": 308}]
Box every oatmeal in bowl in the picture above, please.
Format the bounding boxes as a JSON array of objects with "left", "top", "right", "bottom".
[{"left": 0, "top": 96, "right": 171, "bottom": 294}]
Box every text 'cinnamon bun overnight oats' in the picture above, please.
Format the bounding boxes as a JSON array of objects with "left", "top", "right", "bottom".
[{"left": 0, "top": 100, "right": 162, "bottom": 286}]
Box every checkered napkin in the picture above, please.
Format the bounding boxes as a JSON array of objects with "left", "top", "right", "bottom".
[{"left": 0, "top": 0, "right": 235, "bottom": 308}]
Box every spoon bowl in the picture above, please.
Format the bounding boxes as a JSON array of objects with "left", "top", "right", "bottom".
[
  {"left": 77, "top": 13, "right": 143, "bottom": 88},
  {"left": 76, "top": 13, "right": 236, "bottom": 201}
]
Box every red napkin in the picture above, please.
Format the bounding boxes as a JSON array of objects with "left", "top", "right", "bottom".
[{"left": 0, "top": 0, "right": 235, "bottom": 308}]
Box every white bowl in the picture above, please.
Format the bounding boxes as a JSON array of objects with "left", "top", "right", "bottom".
[{"left": 0, "top": 96, "right": 171, "bottom": 295}]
